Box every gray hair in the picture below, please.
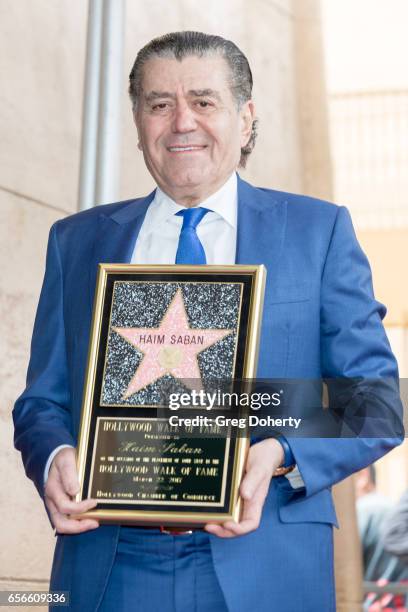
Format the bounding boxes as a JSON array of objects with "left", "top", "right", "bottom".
[{"left": 128, "top": 31, "right": 257, "bottom": 168}]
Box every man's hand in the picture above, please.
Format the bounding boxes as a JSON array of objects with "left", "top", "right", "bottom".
[
  {"left": 204, "top": 438, "right": 284, "bottom": 538},
  {"left": 44, "top": 447, "right": 99, "bottom": 534}
]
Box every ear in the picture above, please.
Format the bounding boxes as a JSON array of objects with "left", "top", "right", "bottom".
[
  {"left": 133, "top": 110, "right": 143, "bottom": 151},
  {"left": 240, "top": 100, "right": 255, "bottom": 148}
]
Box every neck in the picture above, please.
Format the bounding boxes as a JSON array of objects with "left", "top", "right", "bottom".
[{"left": 157, "top": 174, "right": 236, "bottom": 207}]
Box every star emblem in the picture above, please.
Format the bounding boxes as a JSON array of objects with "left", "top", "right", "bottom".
[{"left": 112, "top": 289, "right": 233, "bottom": 398}]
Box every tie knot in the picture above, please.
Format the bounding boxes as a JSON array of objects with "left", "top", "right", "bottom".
[{"left": 176, "top": 207, "right": 209, "bottom": 230}]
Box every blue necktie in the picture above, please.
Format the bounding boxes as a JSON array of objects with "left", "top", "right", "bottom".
[{"left": 175, "top": 207, "right": 210, "bottom": 264}]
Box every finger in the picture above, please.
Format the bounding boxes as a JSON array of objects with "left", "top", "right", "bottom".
[
  {"left": 48, "top": 449, "right": 80, "bottom": 497},
  {"left": 45, "top": 467, "right": 97, "bottom": 514},
  {"left": 221, "top": 516, "right": 258, "bottom": 536},
  {"left": 57, "top": 497, "right": 98, "bottom": 516},
  {"left": 45, "top": 474, "right": 84, "bottom": 503},
  {"left": 204, "top": 477, "right": 269, "bottom": 538},
  {"left": 240, "top": 465, "right": 267, "bottom": 500},
  {"left": 223, "top": 481, "right": 269, "bottom": 536},
  {"left": 47, "top": 498, "right": 99, "bottom": 535},
  {"left": 63, "top": 497, "right": 98, "bottom": 516},
  {"left": 57, "top": 455, "right": 80, "bottom": 497},
  {"left": 204, "top": 523, "right": 238, "bottom": 538},
  {"left": 204, "top": 488, "right": 266, "bottom": 538},
  {"left": 55, "top": 516, "right": 100, "bottom": 535},
  {"left": 242, "top": 439, "right": 282, "bottom": 499},
  {"left": 47, "top": 490, "right": 98, "bottom": 516}
]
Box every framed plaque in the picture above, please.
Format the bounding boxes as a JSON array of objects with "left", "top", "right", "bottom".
[{"left": 76, "top": 264, "right": 266, "bottom": 526}]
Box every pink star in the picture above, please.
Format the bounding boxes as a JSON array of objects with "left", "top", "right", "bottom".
[{"left": 112, "top": 289, "right": 233, "bottom": 399}]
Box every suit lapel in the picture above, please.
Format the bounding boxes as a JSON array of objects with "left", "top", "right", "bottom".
[
  {"left": 88, "top": 191, "right": 155, "bottom": 311},
  {"left": 235, "top": 175, "right": 287, "bottom": 296},
  {"left": 88, "top": 177, "right": 287, "bottom": 310}
]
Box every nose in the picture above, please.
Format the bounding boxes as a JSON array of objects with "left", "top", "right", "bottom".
[{"left": 171, "top": 99, "right": 197, "bottom": 134}]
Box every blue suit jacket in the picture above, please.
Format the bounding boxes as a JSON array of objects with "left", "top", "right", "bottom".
[{"left": 13, "top": 176, "right": 403, "bottom": 611}]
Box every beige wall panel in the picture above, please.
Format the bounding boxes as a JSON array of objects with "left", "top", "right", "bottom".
[
  {"left": 0, "top": 580, "right": 49, "bottom": 612},
  {"left": 0, "top": 1, "right": 86, "bottom": 213},
  {"left": 0, "top": 0, "right": 302, "bottom": 212},
  {"left": 0, "top": 420, "right": 54, "bottom": 581},
  {"left": 244, "top": 0, "right": 302, "bottom": 191},
  {"left": 357, "top": 228, "right": 408, "bottom": 327},
  {"left": 0, "top": 191, "right": 64, "bottom": 581}
]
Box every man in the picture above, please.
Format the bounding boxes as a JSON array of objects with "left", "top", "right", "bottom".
[
  {"left": 355, "top": 466, "right": 408, "bottom": 609},
  {"left": 356, "top": 466, "right": 396, "bottom": 579},
  {"left": 384, "top": 489, "right": 408, "bottom": 564},
  {"left": 13, "top": 31, "right": 403, "bottom": 611}
]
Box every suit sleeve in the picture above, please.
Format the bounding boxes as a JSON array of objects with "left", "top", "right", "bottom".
[
  {"left": 286, "top": 206, "right": 404, "bottom": 497},
  {"left": 13, "top": 222, "right": 75, "bottom": 499}
]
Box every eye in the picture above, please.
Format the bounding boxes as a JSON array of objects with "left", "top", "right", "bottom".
[
  {"left": 195, "top": 100, "right": 212, "bottom": 109},
  {"left": 151, "top": 103, "right": 170, "bottom": 112}
]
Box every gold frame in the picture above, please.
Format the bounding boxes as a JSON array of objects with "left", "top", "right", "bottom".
[{"left": 75, "top": 264, "right": 266, "bottom": 525}]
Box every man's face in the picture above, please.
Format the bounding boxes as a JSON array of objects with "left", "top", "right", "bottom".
[{"left": 134, "top": 54, "right": 254, "bottom": 204}]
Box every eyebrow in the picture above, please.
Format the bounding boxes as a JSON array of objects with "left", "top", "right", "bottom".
[
  {"left": 144, "top": 89, "right": 222, "bottom": 103},
  {"left": 189, "top": 89, "right": 222, "bottom": 101}
]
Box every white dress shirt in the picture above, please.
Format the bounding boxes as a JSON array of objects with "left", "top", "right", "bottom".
[
  {"left": 131, "top": 172, "right": 237, "bottom": 264},
  {"left": 44, "top": 172, "right": 304, "bottom": 490}
]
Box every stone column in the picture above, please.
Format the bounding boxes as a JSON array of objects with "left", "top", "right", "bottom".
[
  {"left": 292, "top": 0, "right": 333, "bottom": 200},
  {"left": 333, "top": 479, "right": 364, "bottom": 611}
]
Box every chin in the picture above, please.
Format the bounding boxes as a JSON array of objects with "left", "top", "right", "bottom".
[{"left": 168, "top": 168, "right": 210, "bottom": 188}]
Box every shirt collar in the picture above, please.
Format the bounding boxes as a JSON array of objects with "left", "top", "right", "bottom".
[{"left": 150, "top": 172, "right": 237, "bottom": 230}]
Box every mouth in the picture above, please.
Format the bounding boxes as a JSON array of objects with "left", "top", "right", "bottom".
[{"left": 167, "top": 145, "right": 207, "bottom": 153}]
